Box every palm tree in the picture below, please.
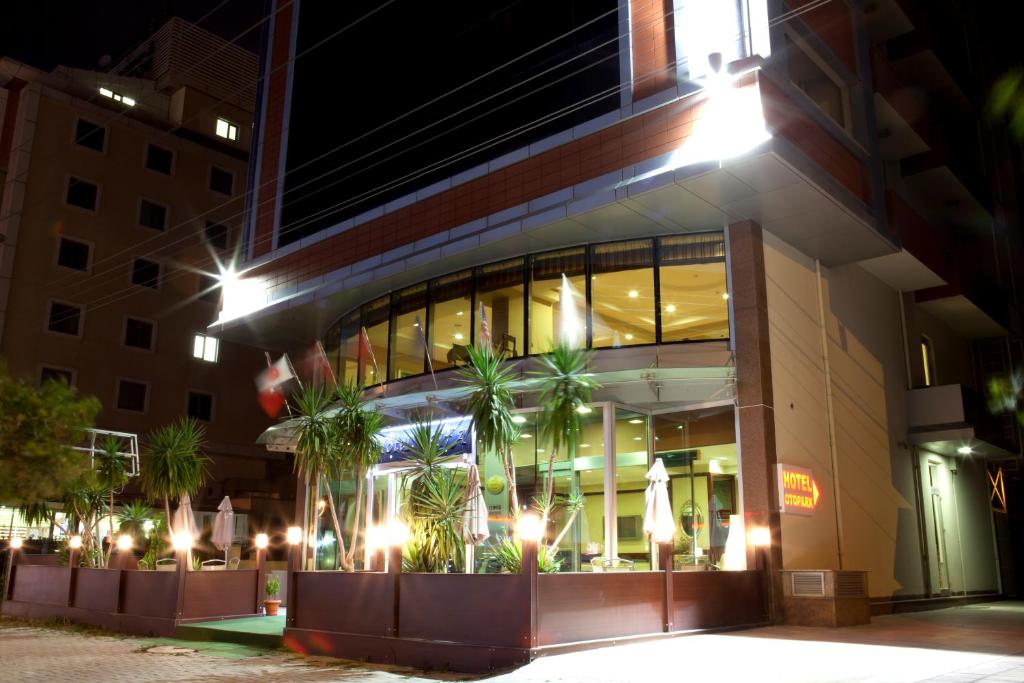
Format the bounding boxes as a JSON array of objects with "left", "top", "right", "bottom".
[
  {"left": 534, "top": 342, "right": 599, "bottom": 536},
  {"left": 458, "top": 343, "right": 521, "bottom": 516},
  {"left": 291, "top": 384, "right": 350, "bottom": 570},
  {"left": 333, "top": 381, "right": 384, "bottom": 570},
  {"left": 116, "top": 499, "right": 151, "bottom": 545},
  {"left": 400, "top": 421, "right": 467, "bottom": 573},
  {"left": 95, "top": 434, "right": 128, "bottom": 565},
  {"left": 61, "top": 475, "right": 106, "bottom": 567},
  {"left": 141, "top": 418, "right": 208, "bottom": 531}
]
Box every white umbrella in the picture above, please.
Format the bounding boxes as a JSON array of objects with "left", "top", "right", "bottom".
[
  {"left": 643, "top": 459, "right": 675, "bottom": 544},
  {"left": 462, "top": 464, "right": 490, "bottom": 545},
  {"left": 212, "top": 496, "right": 234, "bottom": 563},
  {"left": 172, "top": 493, "right": 199, "bottom": 541}
]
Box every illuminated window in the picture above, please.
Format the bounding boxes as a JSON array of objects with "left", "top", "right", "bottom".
[
  {"left": 215, "top": 118, "right": 239, "bottom": 141},
  {"left": 475, "top": 258, "right": 525, "bottom": 358},
  {"left": 98, "top": 87, "right": 135, "bottom": 106},
  {"left": 659, "top": 234, "right": 729, "bottom": 342},
  {"left": 429, "top": 270, "right": 472, "bottom": 371},
  {"left": 920, "top": 336, "right": 935, "bottom": 387},
  {"left": 361, "top": 297, "right": 389, "bottom": 387},
  {"left": 389, "top": 284, "right": 428, "bottom": 380},
  {"left": 337, "top": 311, "right": 361, "bottom": 386},
  {"left": 591, "top": 239, "right": 655, "bottom": 348},
  {"left": 529, "top": 247, "right": 587, "bottom": 353},
  {"left": 192, "top": 334, "right": 219, "bottom": 363}
]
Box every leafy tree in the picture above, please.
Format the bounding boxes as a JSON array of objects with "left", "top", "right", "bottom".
[
  {"left": 291, "top": 384, "right": 350, "bottom": 570},
  {"left": 141, "top": 417, "right": 209, "bottom": 530},
  {"left": 458, "top": 344, "right": 521, "bottom": 516},
  {"left": 333, "top": 381, "right": 384, "bottom": 569},
  {"left": 0, "top": 363, "right": 100, "bottom": 505}
]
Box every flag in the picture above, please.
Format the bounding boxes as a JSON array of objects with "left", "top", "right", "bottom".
[
  {"left": 478, "top": 301, "right": 490, "bottom": 347},
  {"left": 256, "top": 354, "right": 294, "bottom": 418},
  {"left": 302, "top": 341, "right": 336, "bottom": 388}
]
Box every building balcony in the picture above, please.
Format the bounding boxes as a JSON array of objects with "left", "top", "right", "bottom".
[{"left": 907, "top": 383, "right": 1017, "bottom": 458}]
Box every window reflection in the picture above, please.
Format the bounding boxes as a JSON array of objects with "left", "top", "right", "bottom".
[
  {"left": 591, "top": 240, "right": 655, "bottom": 348},
  {"left": 428, "top": 270, "right": 472, "bottom": 371},
  {"left": 660, "top": 234, "right": 729, "bottom": 342},
  {"left": 361, "top": 296, "right": 389, "bottom": 387},
  {"left": 389, "top": 284, "right": 427, "bottom": 381},
  {"left": 529, "top": 247, "right": 587, "bottom": 354},
  {"left": 613, "top": 409, "right": 651, "bottom": 569},
  {"left": 475, "top": 258, "right": 525, "bottom": 357}
]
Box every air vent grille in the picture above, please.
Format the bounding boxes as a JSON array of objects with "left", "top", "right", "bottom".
[
  {"left": 836, "top": 571, "right": 866, "bottom": 598},
  {"left": 791, "top": 571, "right": 826, "bottom": 597}
]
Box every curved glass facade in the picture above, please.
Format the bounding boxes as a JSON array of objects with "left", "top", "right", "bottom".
[{"left": 323, "top": 231, "right": 729, "bottom": 387}]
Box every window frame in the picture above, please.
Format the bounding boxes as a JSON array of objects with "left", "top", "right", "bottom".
[
  {"left": 204, "top": 221, "right": 229, "bottom": 250},
  {"left": 72, "top": 116, "right": 107, "bottom": 154},
  {"left": 920, "top": 335, "right": 937, "bottom": 387},
  {"left": 122, "top": 315, "right": 157, "bottom": 352},
  {"left": 115, "top": 377, "right": 150, "bottom": 414},
  {"left": 137, "top": 197, "right": 169, "bottom": 231},
  {"left": 782, "top": 26, "right": 852, "bottom": 134},
  {"left": 39, "top": 364, "right": 77, "bottom": 387},
  {"left": 186, "top": 390, "right": 215, "bottom": 422},
  {"left": 46, "top": 298, "right": 84, "bottom": 337},
  {"left": 143, "top": 142, "right": 176, "bottom": 176},
  {"left": 192, "top": 333, "right": 219, "bottom": 363},
  {"left": 215, "top": 117, "right": 239, "bottom": 142},
  {"left": 55, "top": 236, "right": 93, "bottom": 273},
  {"left": 130, "top": 257, "right": 162, "bottom": 291},
  {"left": 209, "top": 165, "right": 235, "bottom": 196},
  {"left": 64, "top": 175, "right": 101, "bottom": 212}
]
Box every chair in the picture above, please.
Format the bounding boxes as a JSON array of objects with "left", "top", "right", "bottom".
[
  {"left": 446, "top": 344, "right": 471, "bottom": 365},
  {"left": 201, "top": 559, "right": 227, "bottom": 571},
  {"left": 500, "top": 333, "right": 517, "bottom": 356},
  {"left": 227, "top": 557, "right": 241, "bottom": 570},
  {"left": 155, "top": 558, "right": 177, "bottom": 572},
  {"left": 590, "top": 557, "right": 635, "bottom": 572}
]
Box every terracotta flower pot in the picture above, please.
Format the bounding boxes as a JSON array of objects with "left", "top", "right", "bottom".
[{"left": 264, "top": 599, "right": 281, "bottom": 616}]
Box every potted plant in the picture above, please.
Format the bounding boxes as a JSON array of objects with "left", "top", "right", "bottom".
[{"left": 264, "top": 577, "right": 281, "bottom": 616}]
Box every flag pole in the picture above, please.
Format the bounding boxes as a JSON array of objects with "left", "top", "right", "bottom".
[
  {"left": 415, "top": 315, "right": 438, "bottom": 390},
  {"left": 361, "top": 327, "right": 386, "bottom": 396}
]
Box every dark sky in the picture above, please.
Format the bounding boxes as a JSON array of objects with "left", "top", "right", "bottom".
[{"left": 0, "top": 0, "right": 267, "bottom": 70}]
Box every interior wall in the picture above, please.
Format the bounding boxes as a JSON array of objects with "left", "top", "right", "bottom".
[{"left": 904, "top": 300, "right": 975, "bottom": 389}]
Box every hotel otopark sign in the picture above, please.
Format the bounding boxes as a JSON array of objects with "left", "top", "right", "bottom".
[{"left": 776, "top": 464, "right": 820, "bottom": 515}]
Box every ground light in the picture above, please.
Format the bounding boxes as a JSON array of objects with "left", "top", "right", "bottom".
[
  {"left": 286, "top": 526, "right": 303, "bottom": 545},
  {"left": 384, "top": 520, "right": 410, "bottom": 547},
  {"left": 516, "top": 513, "right": 544, "bottom": 543},
  {"left": 748, "top": 527, "right": 771, "bottom": 547},
  {"left": 9, "top": 537, "right": 22, "bottom": 550},
  {"left": 171, "top": 532, "right": 192, "bottom": 551},
  {"left": 116, "top": 534, "right": 132, "bottom": 551},
  {"left": 254, "top": 533, "right": 269, "bottom": 550},
  {"left": 68, "top": 535, "right": 82, "bottom": 549}
]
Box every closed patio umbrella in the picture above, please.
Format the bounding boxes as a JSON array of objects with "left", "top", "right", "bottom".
[
  {"left": 172, "top": 493, "right": 199, "bottom": 568},
  {"left": 212, "top": 496, "right": 234, "bottom": 563},
  {"left": 643, "top": 459, "right": 675, "bottom": 546},
  {"left": 462, "top": 464, "right": 489, "bottom": 573}
]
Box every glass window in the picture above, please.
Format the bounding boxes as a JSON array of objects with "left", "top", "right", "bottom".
[
  {"left": 139, "top": 200, "right": 167, "bottom": 231},
  {"left": 659, "top": 234, "right": 729, "bottom": 342},
  {"left": 187, "top": 391, "right": 214, "bottom": 422},
  {"left": 117, "top": 380, "right": 148, "bottom": 412},
  {"left": 591, "top": 240, "right": 655, "bottom": 348},
  {"left": 785, "top": 30, "right": 848, "bottom": 130},
  {"left": 48, "top": 301, "right": 81, "bottom": 335},
  {"left": 192, "top": 334, "right": 219, "bottom": 362},
  {"left": 427, "top": 270, "right": 472, "bottom": 371},
  {"left": 475, "top": 258, "right": 525, "bottom": 357},
  {"left": 529, "top": 247, "right": 587, "bottom": 354},
  {"left": 198, "top": 274, "right": 220, "bottom": 303},
  {"left": 388, "top": 285, "right": 427, "bottom": 381},
  {"left": 145, "top": 144, "right": 174, "bottom": 175},
  {"left": 57, "top": 238, "right": 90, "bottom": 271},
  {"left": 210, "top": 166, "right": 234, "bottom": 195},
  {"left": 613, "top": 409, "right": 652, "bottom": 569},
  {"left": 131, "top": 258, "right": 160, "bottom": 289},
  {"left": 66, "top": 178, "right": 98, "bottom": 211},
  {"left": 655, "top": 407, "right": 737, "bottom": 569},
  {"left": 361, "top": 296, "right": 390, "bottom": 387},
  {"left": 74, "top": 119, "right": 105, "bottom": 152},
  {"left": 124, "top": 317, "right": 154, "bottom": 350},
  {"left": 215, "top": 117, "right": 239, "bottom": 141},
  {"left": 205, "top": 221, "right": 228, "bottom": 250},
  {"left": 41, "top": 367, "right": 73, "bottom": 386},
  {"left": 337, "top": 311, "right": 361, "bottom": 386}
]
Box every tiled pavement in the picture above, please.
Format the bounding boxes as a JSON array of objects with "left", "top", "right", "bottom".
[{"left": 2, "top": 602, "right": 1024, "bottom": 682}]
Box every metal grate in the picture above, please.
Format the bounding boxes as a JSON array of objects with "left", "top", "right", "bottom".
[
  {"left": 835, "top": 571, "right": 866, "bottom": 598},
  {"left": 791, "top": 571, "right": 826, "bottom": 597}
]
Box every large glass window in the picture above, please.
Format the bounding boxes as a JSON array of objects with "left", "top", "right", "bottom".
[
  {"left": 428, "top": 270, "right": 472, "bottom": 371},
  {"left": 338, "top": 311, "right": 361, "bottom": 386},
  {"left": 530, "top": 247, "right": 587, "bottom": 354},
  {"left": 361, "top": 296, "right": 390, "bottom": 387},
  {"left": 475, "top": 258, "right": 525, "bottom": 357},
  {"left": 659, "top": 234, "right": 729, "bottom": 342},
  {"left": 591, "top": 240, "right": 655, "bottom": 348},
  {"left": 389, "top": 285, "right": 428, "bottom": 381},
  {"left": 613, "top": 408, "right": 652, "bottom": 569}
]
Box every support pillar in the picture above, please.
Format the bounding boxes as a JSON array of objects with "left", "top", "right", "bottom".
[
  {"left": 387, "top": 544, "right": 402, "bottom": 637},
  {"left": 255, "top": 547, "right": 267, "bottom": 614},
  {"left": 521, "top": 539, "right": 539, "bottom": 650},
  {"left": 728, "top": 219, "right": 784, "bottom": 623},
  {"left": 659, "top": 542, "right": 674, "bottom": 632},
  {"left": 286, "top": 541, "right": 301, "bottom": 628}
]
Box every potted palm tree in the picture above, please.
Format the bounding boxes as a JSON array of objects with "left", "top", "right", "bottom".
[
  {"left": 333, "top": 382, "right": 384, "bottom": 571},
  {"left": 95, "top": 434, "right": 128, "bottom": 566},
  {"left": 264, "top": 577, "right": 281, "bottom": 616},
  {"left": 291, "top": 385, "right": 350, "bottom": 570},
  {"left": 141, "top": 418, "right": 208, "bottom": 532}
]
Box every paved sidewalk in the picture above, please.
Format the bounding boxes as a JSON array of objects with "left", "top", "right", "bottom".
[{"left": 2, "top": 602, "right": 1024, "bottom": 682}]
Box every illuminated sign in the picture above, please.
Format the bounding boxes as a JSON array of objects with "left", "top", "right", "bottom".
[
  {"left": 377, "top": 416, "right": 474, "bottom": 465},
  {"left": 776, "top": 464, "right": 820, "bottom": 516}
]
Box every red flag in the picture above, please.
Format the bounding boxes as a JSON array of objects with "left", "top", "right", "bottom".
[
  {"left": 257, "top": 390, "right": 285, "bottom": 418},
  {"left": 256, "top": 353, "right": 294, "bottom": 418}
]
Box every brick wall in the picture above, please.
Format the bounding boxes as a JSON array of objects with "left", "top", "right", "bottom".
[
  {"left": 784, "top": 0, "right": 857, "bottom": 74},
  {"left": 629, "top": 0, "right": 677, "bottom": 101}
]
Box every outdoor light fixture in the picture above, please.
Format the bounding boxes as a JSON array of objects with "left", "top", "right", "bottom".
[
  {"left": 512, "top": 415, "right": 527, "bottom": 424},
  {"left": 748, "top": 527, "right": 771, "bottom": 547},
  {"left": 254, "top": 533, "right": 269, "bottom": 550},
  {"left": 957, "top": 446, "right": 973, "bottom": 455},
  {"left": 364, "top": 525, "right": 386, "bottom": 551},
  {"left": 68, "top": 535, "right": 82, "bottom": 550},
  {"left": 385, "top": 520, "right": 410, "bottom": 547},
  {"left": 142, "top": 520, "right": 154, "bottom": 533},
  {"left": 171, "top": 532, "right": 192, "bottom": 551},
  {"left": 576, "top": 405, "right": 592, "bottom": 415},
  {"left": 116, "top": 534, "right": 132, "bottom": 551},
  {"left": 9, "top": 537, "right": 23, "bottom": 550},
  {"left": 286, "top": 526, "right": 303, "bottom": 545},
  {"left": 517, "top": 513, "right": 544, "bottom": 543},
  {"left": 629, "top": 418, "right": 643, "bottom": 424}
]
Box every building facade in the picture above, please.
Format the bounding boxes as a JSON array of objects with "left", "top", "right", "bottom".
[
  {"left": 217, "top": 0, "right": 1021, "bottom": 614},
  {"left": 0, "top": 18, "right": 294, "bottom": 537}
]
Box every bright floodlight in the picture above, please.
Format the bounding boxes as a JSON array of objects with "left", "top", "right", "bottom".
[
  {"left": 9, "top": 537, "right": 23, "bottom": 550},
  {"left": 254, "top": 533, "right": 269, "bottom": 550},
  {"left": 364, "top": 525, "right": 386, "bottom": 551},
  {"left": 171, "top": 532, "right": 192, "bottom": 551},
  {"left": 957, "top": 445, "right": 973, "bottom": 455},
  {"left": 748, "top": 527, "right": 771, "bottom": 547},
  {"left": 116, "top": 534, "right": 133, "bottom": 551},
  {"left": 286, "top": 526, "right": 303, "bottom": 545},
  {"left": 385, "top": 520, "right": 410, "bottom": 547},
  {"left": 68, "top": 535, "right": 83, "bottom": 550},
  {"left": 517, "top": 513, "right": 544, "bottom": 543}
]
